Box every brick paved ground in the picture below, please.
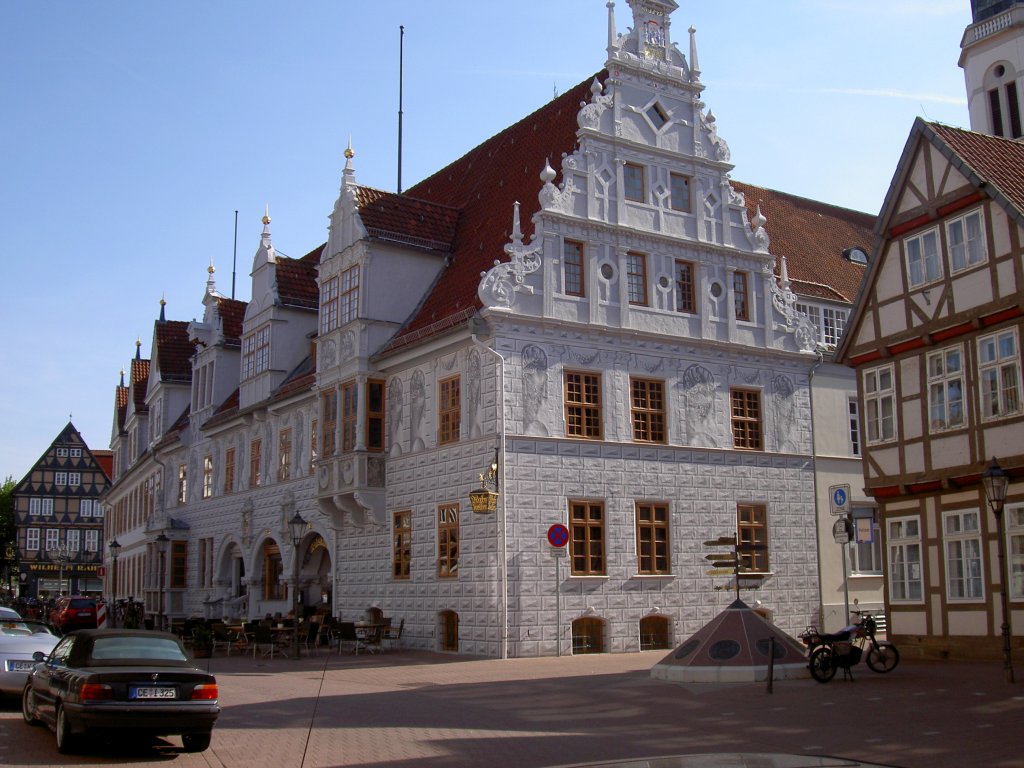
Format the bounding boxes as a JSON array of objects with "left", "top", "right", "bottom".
[{"left": 2, "top": 648, "right": 1022, "bottom": 768}]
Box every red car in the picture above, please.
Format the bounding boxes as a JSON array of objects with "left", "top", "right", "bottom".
[{"left": 49, "top": 597, "right": 98, "bottom": 634}]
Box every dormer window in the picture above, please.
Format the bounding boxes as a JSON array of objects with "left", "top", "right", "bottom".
[{"left": 242, "top": 323, "right": 271, "bottom": 379}]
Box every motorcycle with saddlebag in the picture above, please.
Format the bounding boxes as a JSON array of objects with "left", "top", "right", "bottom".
[{"left": 799, "top": 610, "right": 900, "bottom": 683}]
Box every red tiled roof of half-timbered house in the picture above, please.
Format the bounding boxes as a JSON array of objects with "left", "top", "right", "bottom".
[
  {"left": 928, "top": 121, "right": 1024, "bottom": 218},
  {"left": 732, "top": 181, "right": 872, "bottom": 304},
  {"left": 155, "top": 320, "right": 196, "bottom": 385}
]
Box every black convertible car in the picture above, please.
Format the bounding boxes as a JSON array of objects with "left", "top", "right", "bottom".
[{"left": 21, "top": 629, "right": 219, "bottom": 754}]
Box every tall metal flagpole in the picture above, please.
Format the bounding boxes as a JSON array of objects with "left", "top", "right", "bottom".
[
  {"left": 398, "top": 25, "right": 404, "bottom": 194},
  {"left": 231, "top": 210, "right": 238, "bottom": 300}
]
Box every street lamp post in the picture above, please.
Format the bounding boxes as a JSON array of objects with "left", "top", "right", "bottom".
[
  {"left": 155, "top": 534, "right": 169, "bottom": 632},
  {"left": 288, "top": 511, "right": 307, "bottom": 660},
  {"left": 55, "top": 542, "right": 71, "bottom": 598},
  {"left": 982, "top": 457, "right": 1015, "bottom": 684},
  {"left": 108, "top": 539, "right": 121, "bottom": 628}
]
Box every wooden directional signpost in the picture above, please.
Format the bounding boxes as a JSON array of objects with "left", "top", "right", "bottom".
[{"left": 702, "top": 534, "right": 766, "bottom": 600}]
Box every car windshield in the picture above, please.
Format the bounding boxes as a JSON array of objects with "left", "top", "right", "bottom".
[
  {"left": 69, "top": 599, "right": 94, "bottom": 609},
  {"left": 1, "top": 620, "right": 54, "bottom": 637},
  {"left": 90, "top": 636, "right": 189, "bottom": 662}
]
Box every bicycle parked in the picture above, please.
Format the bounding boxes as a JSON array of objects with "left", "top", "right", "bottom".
[{"left": 799, "top": 610, "right": 900, "bottom": 683}]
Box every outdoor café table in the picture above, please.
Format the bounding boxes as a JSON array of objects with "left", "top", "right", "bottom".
[{"left": 272, "top": 625, "right": 298, "bottom": 657}]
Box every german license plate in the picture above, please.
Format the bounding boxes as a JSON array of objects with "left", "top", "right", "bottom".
[
  {"left": 9, "top": 661, "right": 35, "bottom": 672},
  {"left": 130, "top": 686, "right": 176, "bottom": 700}
]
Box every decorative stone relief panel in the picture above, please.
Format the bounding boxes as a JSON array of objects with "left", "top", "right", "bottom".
[
  {"left": 521, "top": 344, "right": 550, "bottom": 437},
  {"left": 467, "top": 349, "right": 483, "bottom": 438},
  {"left": 772, "top": 374, "right": 799, "bottom": 453},
  {"left": 409, "top": 368, "right": 426, "bottom": 451},
  {"left": 679, "top": 363, "right": 720, "bottom": 447},
  {"left": 388, "top": 377, "right": 404, "bottom": 456}
]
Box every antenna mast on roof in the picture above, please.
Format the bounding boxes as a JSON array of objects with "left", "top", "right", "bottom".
[
  {"left": 398, "top": 25, "right": 405, "bottom": 194},
  {"left": 232, "top": 209, "right": 238, "bottom": 300}
]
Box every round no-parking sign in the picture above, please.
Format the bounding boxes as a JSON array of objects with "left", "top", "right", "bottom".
[{"left": 547, "top": 524, "right": 569, "bottom": 548}]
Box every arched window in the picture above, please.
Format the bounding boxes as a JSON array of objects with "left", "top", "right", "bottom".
[
  {"left": 639, "top": 615, "right": 671, "bottom": 651},
  {"left": 261, "top": 541, "right": 283, "bottom": 601},
  {"left": 986, "top": 62, "right": 1022, "bottom": 138},
  {"left": 572, "top": 617, "right": 604, "bottom": 654}
]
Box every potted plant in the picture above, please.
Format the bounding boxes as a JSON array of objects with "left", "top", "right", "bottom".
[{"left": 191, "top": 624, "right": 213, "bottom": 658}]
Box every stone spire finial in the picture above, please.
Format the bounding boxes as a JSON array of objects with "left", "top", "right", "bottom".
[
  {"left": 159, "top": 294, "right": 166, "bottom": 322},
  {"left": 689, "top": 26, "right": 701, "bottom": 80},
  {"left": 206, "top": 255, "right": 217, "bottom": 295},
  {"left": 119, "top": 368, "right": 125, "bottom": 387},
  {"left": 342, "top": 136, "right": 357, "bottom": 188},
  {"left": 607, "top": 1, "right": 617, "bottom": 56},
  {"left": 135, "top": 337, "right": 142, "bottom": 359}
]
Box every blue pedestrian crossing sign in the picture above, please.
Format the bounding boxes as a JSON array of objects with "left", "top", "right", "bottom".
[{"left": 829, "top": 484, "right": 851, "bottom": 515}]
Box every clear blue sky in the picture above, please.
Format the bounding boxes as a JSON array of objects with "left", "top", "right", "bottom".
[{"left": 1, "top": 0, "right": 972, "bottom": 481}]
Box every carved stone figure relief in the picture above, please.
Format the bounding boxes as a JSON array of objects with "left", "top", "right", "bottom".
[
  {"left": 341, "top": 331, "right": 355, "bottom": 363},
  {"left": 467, "top": 349, "right": 483, "bottom": 438},
  {"left": 410, "top": 369, "right": 426, "bottom": 451},
  {"left": 388, "top": 378, "right": 404, "bottom": 456},
  {"left": 680, "top": 363, "right": 719, "bottom": 448},
  {"left": 322, "top": 338, "right": 337, "bottom": 369},
  {"left": 521, "top": 344, "right": 549, "bottom": 436},
  {"left": 772, "top": 374, "right": 799, "bottom": 453}
]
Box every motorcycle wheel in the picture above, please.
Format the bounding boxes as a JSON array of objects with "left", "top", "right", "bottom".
[
  {"left": 809, "top": 646, "right": 837, "bottom": 683},
  {"left": 866, "top": 642, "right": 900, "bottom": 673}
]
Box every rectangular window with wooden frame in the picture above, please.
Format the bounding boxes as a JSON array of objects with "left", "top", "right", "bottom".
[
  {"left": 904, "top": 227, "right": 942, "bottom": 288},
  {"left": 563, "top": 239, "right": 585, "bottom": 297},
  {"left": 224, "top": 447, "right": 235, "bottom": 495},
  {"left": 630, "top": 378, "right": 666, "bottom": 443},
  {"left": 393, "top": 509, "right": 411, "bottom": 580},
  {"left": 437, "top": 504, "right": 459, "bottom": 578},
  {"left": 170, "top": 540, "right": 188, "bottom": 589},
  {"left": 570, "top": 500, "right": 605, "bottom": 575},
  {"left": 730, "top": 388, "right": 763, "bottom": 451},
  {"left": 675, "top": 259, "right": 696, "bottom": 314},
  {"left": 249, "top": 439, "right": 262, "bottom": 488},
  {"left": 367, "top": 379, "right": 385, "bottom": 451},
  {"left": 321, "top": 389, "right": 337, "bottom": 457},
  {"left": 636, "top": 502, "right": 670, "bottom": 575},
  {"left": 733, "top": 271, "right": 750, "bottom": 321},
  {"left": 320, "top": 275, "right": 339, "bottom": 334},
  {"left": 737, "top": 503, "right": 769, "bottom": 573},
  {"left": 202, "top": 455, "right": 213, "bottom": 499},
  {"left": 438, "top": 376, "right": 461, "bottom": 445},
  {"left": 978, "top": 328, "right": 1022, "bottom": 420},
  {"left": 341, "top": 380, "right": 357, "bottom": 452},
  {"left": 864, "top": 364, "right": 896, "bottom": 443},
  {"left": 339, "top": 264, "right": 359, "bottom": 325},
  {"left": 564, "top": 370, "right": 602, "bottom": 439},
  {"left": 626, "top": 252, "right": 648, "bottom": 306},
  {"left": 927, "top": 345, "right": 965, "bottom": 432},
  {"left": 623, "top": 163, "right": 645, "bottom": 202},
  {"left": 278, "top": 428, "right": 292, "bottom": 482},
  {"left": 670, "top": 173, "right": 691, "bottom": 212},
  {"left": 241, "top": 323, "right": 271, "bottom": 380}
]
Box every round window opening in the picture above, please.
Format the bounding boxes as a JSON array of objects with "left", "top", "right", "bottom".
[
  {"left": 708, "top": 639, "right": 741, "bottom": 660},
  {"left": 600, "top": 263, "right": 615, "bottom": 280},
  {"left": 709, "top": 281, "right": 723, "bottom": 299},
  {"left": 658, "top": 275, "right": 671, "bottom": 290},
  {"left": 755, "top": 638, "right": 788, "bottom": 659},
  {"left": 674, "top": 639, "right": 700, "bottom": 660},
  {"left": 996, "top": 64, "right": 1006, "bottom": 78}
]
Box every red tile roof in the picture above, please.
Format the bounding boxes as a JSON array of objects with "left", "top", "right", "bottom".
[
  {"left": 275, "top": 255, "right": 319, "bottom": 311},
  {"left": 115, "top": 385, "right": 129, "bottom": 433},
  {"left": 928, "top": 121, "right": 1024, "bottom": 214},
  {"left": 355, "top": 187, "right": 460, "bottom": 252},
  {"left": 155, "top": 320, "right": 196, "bottom": 384},
  {"left": 392, "top": 74, "right": 602, "bottom": 345},
  {"left": 130, "top": 358, "right": 150, "bottom": 413},
  {"left": 216, "top": 297, "right": 248, "bottom": 344},
  {"left": 732, "top": 182, "right": 872, "bottom": 303}
]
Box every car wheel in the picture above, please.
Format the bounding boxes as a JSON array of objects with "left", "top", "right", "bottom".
[
  {"left": 182, "top": 732, "right": 212, "bottom": 752},
  {"left": 21, "top": 684, "right": 41, "bottom": 726},
  {"left": 55, "top": 703, "right": 78, "bottom": 754}
]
